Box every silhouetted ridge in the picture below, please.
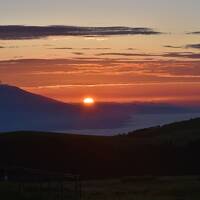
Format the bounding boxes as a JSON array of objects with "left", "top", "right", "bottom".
[
  {"left": 128, "top": 118, "right": 200, "bottom": 142},
  {"left": 1, "top": 118, "right": 200, "bottom": 178}
]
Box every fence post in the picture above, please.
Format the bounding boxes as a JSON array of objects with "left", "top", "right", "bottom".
[{"left": 78, "top": 177, "right": 82, "bottom": 200}]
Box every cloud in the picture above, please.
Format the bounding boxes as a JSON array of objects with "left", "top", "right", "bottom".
[
  {"left": 96, "top": 51, "right": 200, "bottom": 60},
  {"left": 96, "top": 53, "right": 156, "bottom": 57},
  {"left": 1, "top": 58, "right": 200, "bottom": 80},
  {"left": 126, "top": 48, "right": 136, "bottom": 50},
  {"left": 51, "top": 47, "right": 74, "bottom": 50},
  {"left": 164, "top": 44, "right": 200, "bottom": 51},
  {"left": 186, "top": 44, "right": 200, "bottom": 49},
  {"left": 50, "top": 47, "right": 111, "bottom": 51},
  {"left": 163, "top": 52, "right": 200, "bottom": 59},
  {"left": 72, "top": 52, "right": 85, "bottom": 55},
  {"left": 187, "top": 31, "right": 200, "bottom": 35},
  {"left": 81, "top": 47, "right": 111, "bottom": 50},
  {"left": 0, "top": 45, "right": 23, "bottom": 49},
  {"left": 163, "top": 45, "right": 182, "bottom": 49},
  {"left": 96, "top": 51, "right": 200, "bottom": 59},
  {"left": 0, "top": 25, "right": 162, "bottom": 40},
  {"left": 95, "top": 48, "right": 111, "bottom": 50}
]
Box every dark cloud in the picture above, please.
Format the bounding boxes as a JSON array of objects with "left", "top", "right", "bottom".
[
  {"left": 187, "top": 31, "right": 200, "bottom": 35},
  {"left": 186, "top": 44, "right": 200, "bottom": 49},
  {"left": 82, "top": 48, "right": 92, "bottom": 50},
  {"left": 50, "top": 47, "right": 111, "bottom": 50},
  {"left": 96, "top": 51, "right": 200, "bottom": 60},
  {"left": 95, "top": 48, "right": 111, "bottom": 50},
  {"left": 163, "top": 52, "right": 200, "bottom": 59},
  {"left": 0, "top": 25, "right": 162, "bottom": 40},
  {"left": 72, "top": 52, "right": 85, "bottom": 55},
  {"left": 81, "top": 47, "right": 111, "bottom": 50},
  {"left": 163, "top": 45, "right": 182, "bottom": 49},
  {"left": 51, "top": 47, "right": 74, "bottom": 50},
  {"left": 164, "top": 44, "right": 200, "bottom": 51},
  {"left": 0, "top": 45, "right": 21, "bottom": 49},
  {"left": 126, "top": 48, "right": 136, "bottom": 50},
  {"left": 96, "top": 53, "right": 156, "bottom": 57}
]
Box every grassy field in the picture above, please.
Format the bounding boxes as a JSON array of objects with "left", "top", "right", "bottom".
[
  {"left": 0, "top": 181, "right": 79, "bottom": 200},
  {"left": 1, "top": 176, "right": 200, "bottom": 200},
  {"left": 82, "top": 176, "right": 200, "bottom": 200},
  {"left": 1, "top": 118, "right": 200, "bottom": 199}
]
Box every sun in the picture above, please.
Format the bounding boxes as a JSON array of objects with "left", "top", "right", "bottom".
[{"left": 83, "top": 97, "right": 95, "bottom": 105}]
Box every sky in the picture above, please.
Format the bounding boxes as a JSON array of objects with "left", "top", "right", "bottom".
[
  {"left": 0, "top": 0, "right": 200, "bottom": 31},
  {"left": 0, "top": 0, "right": 200, "bottom": 104}
]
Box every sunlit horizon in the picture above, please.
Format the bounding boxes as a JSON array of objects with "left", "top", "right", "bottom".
[{"left": 1, "top": 0, "right": 200, "bottom": 106}]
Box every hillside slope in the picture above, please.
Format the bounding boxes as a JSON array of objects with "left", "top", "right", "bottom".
[
  {"left": 0, "top": 118, "right": 200, "bottom": 178},
  {"left": 128, "top": 118, "right": 200, "bottom": 143}
]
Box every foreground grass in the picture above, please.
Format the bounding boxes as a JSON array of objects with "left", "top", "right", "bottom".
[
  {"left": 82, "top": 176, "right": 200, "bottom": 200},
  {"left": 0, "top": 181, "right": 79, "bottom": 200},
  {"left": 1, "top": 176, "right": 200, "bottom": 200}
]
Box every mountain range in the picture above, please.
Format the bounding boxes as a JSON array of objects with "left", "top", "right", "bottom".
[{"left": 0, "top": 84, "right": 200, "bottom": 133}]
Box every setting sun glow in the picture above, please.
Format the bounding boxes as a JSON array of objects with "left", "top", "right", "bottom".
[{"left": 83, "top": 97, "right": 95, "bottom": 105}]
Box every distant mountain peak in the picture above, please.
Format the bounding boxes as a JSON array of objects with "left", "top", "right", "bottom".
[
  {"left": 0, "top": 84, "right": 200, "bottom": 134},
  {"left": 0, "top": 84, "right": 63, "bottom": 104}
]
